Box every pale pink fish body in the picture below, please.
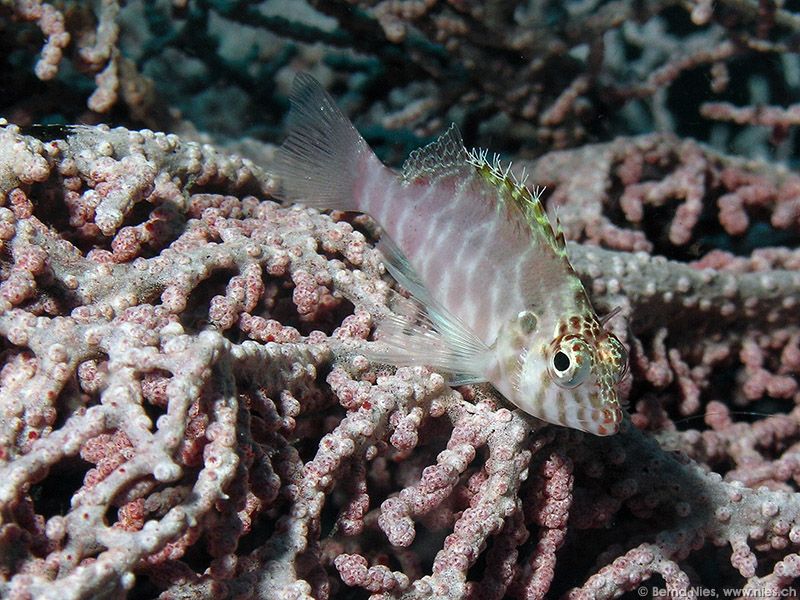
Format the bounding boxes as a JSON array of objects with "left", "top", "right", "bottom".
[{"left": 275, "top": 73, "right": 628, "bottom": 435}]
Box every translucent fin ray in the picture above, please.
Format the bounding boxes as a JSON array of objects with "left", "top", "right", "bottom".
[
  {"left": 273, "top": 73, "right": 366, "bottom": 211},
  {"left": 364, "top": 235, "right": 491, "bottom": 383}
]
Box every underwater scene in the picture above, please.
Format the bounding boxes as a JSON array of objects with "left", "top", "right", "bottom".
[{"left": 2, "top": 1, "right": 800, "bottom": 598}]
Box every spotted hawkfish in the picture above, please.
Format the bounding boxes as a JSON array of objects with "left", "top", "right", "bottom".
[{"left": 273, "top": 73, "right": 628, "bottom": 435}]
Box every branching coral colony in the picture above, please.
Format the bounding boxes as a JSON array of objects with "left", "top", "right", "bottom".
[
  {"left": 6, "top": 0, "right": 800, "bottom": 156},
  {"left": 0, "top": 118, "right": 799, "bottom": 599}
]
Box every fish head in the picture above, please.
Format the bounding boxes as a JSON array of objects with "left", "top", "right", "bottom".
[
  {"left": 542, "top": 323, "right": 628, "bottom": 435},
  {"left": 497, "top": 310, "right": 628, "bottom": 435}
]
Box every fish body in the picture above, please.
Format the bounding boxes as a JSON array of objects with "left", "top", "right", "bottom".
[{"left": 274, "top": 73, "right": 627, "bottom": 435}]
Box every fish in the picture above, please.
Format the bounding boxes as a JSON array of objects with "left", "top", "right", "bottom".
[{"left": 273, "top": 73, "right": 628, "bottom": 435}]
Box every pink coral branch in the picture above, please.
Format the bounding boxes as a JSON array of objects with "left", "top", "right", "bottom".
[{"left": 1, "top": 123, "right": 800, "bottom": 599}]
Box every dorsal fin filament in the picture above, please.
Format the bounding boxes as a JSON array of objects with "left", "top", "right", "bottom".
[{"left": 466, "top": 147, "right": 564, "bottom": 257}]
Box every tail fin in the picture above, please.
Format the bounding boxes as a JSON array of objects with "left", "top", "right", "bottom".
[{"left": 273, "top": 73, "right": 368, "bottom": 211}]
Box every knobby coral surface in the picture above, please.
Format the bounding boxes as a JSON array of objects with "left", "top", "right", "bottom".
[
  {"left": 5, "top": 0, "right": 800, "bottom": 161},
  {"left": 2, "top": 0, "right": 800, "bottom": 598},
  {"left": 0, "top": 118, "right": 798, "bottom": 600}
]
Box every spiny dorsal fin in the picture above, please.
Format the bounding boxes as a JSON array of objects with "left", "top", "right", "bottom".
[
  {"left": 466, "top": 147, "right": 566, "bottom": 257},
  {"left": 401, "top": 124, "right": 468, "bottom": 183}
]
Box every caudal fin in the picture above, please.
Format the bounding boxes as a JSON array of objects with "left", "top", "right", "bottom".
[{"left": 273, "top": 73, "right": 368, "bottom": 211}]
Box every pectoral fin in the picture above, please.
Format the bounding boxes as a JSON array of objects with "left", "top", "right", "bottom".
[{"left": 364, "top": 236, "right": 492, "bottom": 384}]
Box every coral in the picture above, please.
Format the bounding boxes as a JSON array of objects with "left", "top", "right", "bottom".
[
  {"left": 0, "top": 116, "right": 798, "bottom": 599},
  {"left": 5, "top": 1, "right": 800, "bottom": 161},
  {"left": 1, "top": 0, "right": 171, "bottom": 130}
]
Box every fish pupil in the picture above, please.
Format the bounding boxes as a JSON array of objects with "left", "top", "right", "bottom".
[{"left": 553, "top": 351, "right": 570, "bottom": 371}]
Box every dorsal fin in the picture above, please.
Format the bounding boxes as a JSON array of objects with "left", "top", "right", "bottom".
[
  {"left": 465, "top": 148, "right": 567, "bottom": 257},
  {"left": 401, "top": 124, "right": 468, "bottom": 182}
]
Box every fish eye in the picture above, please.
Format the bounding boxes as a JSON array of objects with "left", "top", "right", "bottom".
[
  {"left": 553, "top": 351, "right": 570, "bottom": 371},
  {"left": 548, "top": 339, "right": 591, "bottom": 389}
]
